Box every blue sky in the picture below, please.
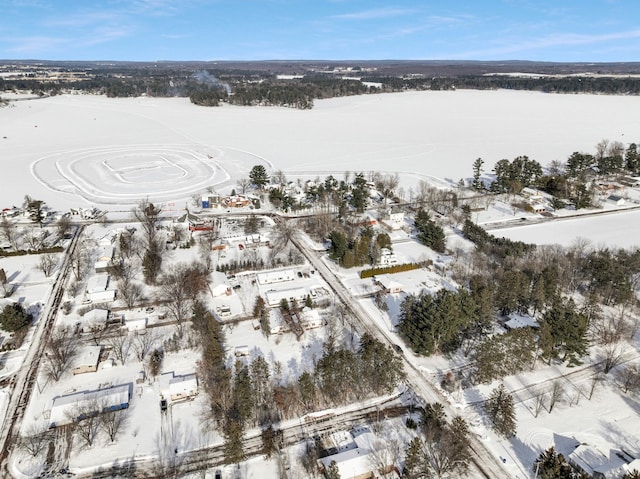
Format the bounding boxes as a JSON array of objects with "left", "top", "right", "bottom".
[{"left": 1, "top": 0, "right": 639, "bottom": 62}]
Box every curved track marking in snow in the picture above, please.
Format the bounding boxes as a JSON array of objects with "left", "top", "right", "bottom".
[{"left": 30, "top": 144, "right": 269, "bottom": 205}]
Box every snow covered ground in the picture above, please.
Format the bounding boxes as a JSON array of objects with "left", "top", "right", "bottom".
[
  {"left": 3, "top": 89, "right": 640, "bottom": 212},
  {"left": 3, "top": 89, "right": 640, "bottom": 478}
]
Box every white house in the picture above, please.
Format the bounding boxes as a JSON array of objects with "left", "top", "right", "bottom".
[
  {"left": 300, "top": 308, "right": 323, "bottom": 329},
  {"left": 85, "top": 274, "right": 116, "bottom": 303},
  {"left": 265, "top": 287, "right": 308, "bottom": 307},
  {"left": 94, "top": 245, "right": 114, "bottom": 272},
  {"left": 160, "top": 372, "right": 198, "bottom": 402},
  {"left": 71, "top": 345, "right": 101, "bottom": 375},
  {"left": 378, "top": 248, "right": 398, "bottom": 266},
  {"left": 318, "top": 428, "right": 391, "bottom": 479},
  {"left": 257, "top": 269, "right": 295, "bottom": 285},
  {"left": 49, "top": 384, "right": 130, "bottom": 428},
  {"left": 568, "top": 443, "right": 628, "bottom": 479},
  {"left": 374, "top": 274, "right": 403, "bottom": 294},
  {"left": 210, "top": 271, "right": 231, "bottom": 297},
  {"left": 504, "top": 313, "right": 538, "bottom": 330}
]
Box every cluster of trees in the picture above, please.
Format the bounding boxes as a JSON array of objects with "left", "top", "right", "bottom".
[
  {"left": 483, "top": 384, "right": 517, "bottom": 438},
  {"left": 403, "top": 403, "right": 472, "bottom": 478},
  {"left": 10, "top": 63, "right": 640, "bottom": 106},
  {"left": 414, "top": 208, "right": 446, "bottom": 253},
  {"left": 398, "top": 288, "right": 479, "bottom": 356},
  {"left": 462, "top": 219, "right": 536, "bottom": 260},
  {"left": 474, "top": 140, "right": 640, "bottom": 212},
  {"left": 489, "top": 156, "right": 544, "bottom": 194},
  {"left": 328, "top": 229, "right": 392, "bottom": 268},
  {"left": 195, "top": 313, "right": 404, "bottom": 464}
]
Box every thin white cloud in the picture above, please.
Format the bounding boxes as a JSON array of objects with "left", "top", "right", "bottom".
[
  {"left": 331, "top": 7, "right": 417, "bottom": 21},
  {"left": 458, "top": 29, "right": 640, "bottom": 59},
  {"left": 43, "top": 11, "right": 121, "bottom": 28},
  {"left": 6, "top": 35, "right": 69, "bottom": 53}
]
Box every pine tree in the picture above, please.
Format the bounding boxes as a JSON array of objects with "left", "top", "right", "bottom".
[
  {"left": 472, "top": 157, "right": 485, "bottom": 191},
  {"left": 534, "top": 447, "right": 574, "bottom": 479},
  {"left": 249, "top": 165, "right": 269, "bottom": 189},
  {"left": 484, "top": 384, "right": 516, "bottom": 438}
]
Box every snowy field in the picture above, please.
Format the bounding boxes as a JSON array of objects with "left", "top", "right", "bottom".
[
  {"left": 3, "top": 90, "right": 640, "bottom": 212},
  {"left": 495, "top": 208, "right": 640, "bottom": 249}
]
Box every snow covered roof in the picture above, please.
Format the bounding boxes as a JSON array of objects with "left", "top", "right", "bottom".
[
  {"left": 568, "top": 444, "right": 627, "bottom": 477},
  {"left": 71, "top": 345, "right": 101, "bottom": 369},
  {"left": 257, "top": 269, "right": 295, "bottom": 285},
  {"left": 374, "top": 274, "right": 403, "bottom": 292},
  {"left": 265, "top": 287, "right": 308, "bottom": 306},
  {"left": 50, "top": 384, "right": 131, "bottom": 427},
  {"left": 83, "top": 308, "right": 109, "bottom": 323},
  {"left": 504, "top": 313, "right": 538, "bottom": 330},
  {"left": 86, "top": 274, "right": 109, "bottom": 293}
]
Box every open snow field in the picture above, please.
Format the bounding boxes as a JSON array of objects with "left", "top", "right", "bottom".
[{"left": 3, "top": 89, "right": 640, "bottom": 211}]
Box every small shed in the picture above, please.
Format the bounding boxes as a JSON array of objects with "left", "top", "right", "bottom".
[
  {"left": 124, "top": 317, "right": 147, "bottom": 332},
  {"left": 607, "top": 194, "right": 625, "bottom": 206}
]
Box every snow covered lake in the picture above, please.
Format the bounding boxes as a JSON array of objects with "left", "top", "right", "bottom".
[{"left": 2, "top": 89, "right": 640, "bottom": 212}]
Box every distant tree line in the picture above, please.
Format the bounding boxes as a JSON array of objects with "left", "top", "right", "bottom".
[{"left": 8, "top": 65, "right": 640, "bottom": 109}]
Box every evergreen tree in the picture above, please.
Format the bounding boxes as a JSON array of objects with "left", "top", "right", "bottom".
[
  {"left": 223, "top": 418, "right": 245, "bottom": 465},
  {"left": 484, "top": 384, "right": 516, "bottom": 438},
  {"left": 27, "top": 198, "right": 46, "bottom": 227},
  {"left": 0, "top": 303, "right": 32, "bottom": 332},
  {"left": 534, "top": 447, "right": 574, "bottom": 479},
  {"left": 472, "top": 157, "right": 485, "bottom": 191},
  {"left": 249, "top": 165, "right": 269, "bottom": 189},
  {"left": 414, "top": 208, "right": 446, "bottom": 253},
  {"left": 540, "top": 298, "right": 588, "bottom": 364}
]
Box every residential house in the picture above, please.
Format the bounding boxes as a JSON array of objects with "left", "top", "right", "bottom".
[{"left": 71, "top": 345, "right": 102, "bottom": 375}]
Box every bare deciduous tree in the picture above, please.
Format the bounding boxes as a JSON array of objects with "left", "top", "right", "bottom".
[
  {"left": 118, "top": 280, "right": 143, "bottom": 309},
  {"left": 44, "top": 326, "right": 78, "bottom": 381},
  {"left": 617, "top": 364, "right": 640, "bottom": 394},
  {"left": 133, "top": 331, "right": 157, "bottom": 362},
  {"left": 548, "top": 380, "right": 564, "bottom": 413},
  {"left": 100, "top": 405, "right": 130, "bottom": 442},
  {"left": 18, "top": 424, "right": 52, "bottom": 457},
  {"left": 55, "top": 216, "right": 73, "bottom": 242},
  {"left": 70, "top": 242, "right": 90, "bottom": 282},
  {"left": 0, "top": 268, "right": 11, "bottom": 297},
  {"left": 38, "top": 253, "right": 58, "bottom": 277},
  {"left": 68, "top": 399, "right": 101, "bottom": 448},
  {"left": 158, "top": 262, "right": 209, "bottom": 337},
  {"left": 0, "top": 216, "right": 18, "bottom": 249},
  {"left": 588, "top": 372, "right": 603, "bottom": 400},
  {"left": 236, "top": 177, "right": 250, "bottom": 194},
  {"left": 532, "top": 391, "right": 547, "bottom": 418},
  {"left": 132, "top": 199, "right": 162, "bottom": 246},
  {"left": 107, "top": 334, "right": 131, "bottom": 365},
  {"left": 601, "top": 342, "right": 629, "bottom": 374}
]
